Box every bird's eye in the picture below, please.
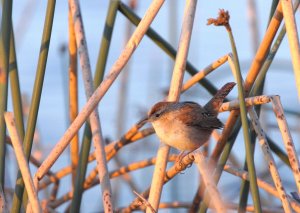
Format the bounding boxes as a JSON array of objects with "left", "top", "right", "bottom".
[{"left": 155, "top": 113, "right": 160, "bottom": 118}]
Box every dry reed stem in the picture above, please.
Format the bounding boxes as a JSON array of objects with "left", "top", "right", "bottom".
[
  {"left": 68, "top": 5, "right": 79, "bottom": 185},
  {"left": 271, "top": 96, "right": 300, "bottom": 192},
  {"left": 85, "top": 155, "right": 177, "bottom": 189},
  {"left": 39, "top": 166, "right": 72, "bottom": 190},
  {"left": 147, "top": 1, "right": 197, "bottom": 211},
  {"left": 244, "top": 3, "right": 283, "bottom": 94},
  {"left": 49, "top": 156, "right": 177, "bottom": 208},
  {"left": 181, "top": 54, "right": 228, "bottom": 92},
  {"left": 133, "top": 191, "right": 156, "bottom": 213},
  {"left": 4, "top": 112, "right": 42, "bottom": 213},
  {"left": 106, "top": 127, "right": 153, "bottom": 160},
  {"left": 39, "top": 128, "right": 154, "bottom": 190},
  {"left": 210, "top": 2, "right": 283, "bottom": 162},
  {"left": 224, "top": 164, "right": 300, "bottom": 212},
  {"left": 49, "top": 180, "right": 59, "bottom": 202},
  {"left": 219, "top": 95, "right": 272, "bottom": 112},
  {"left": 6, "top": 135, "right": 58, "bottom": 183},
  {"left": 193, "top": 151, "right": 226, "bottom": 213},
  {"left": 69, "top": 0, "right": 113, "bottom": 211},
  {"left": 36, "top": 0, "right": 166, "bottom": 179},
  {"left": 125, "top": 155, "right": 195, "bottom": 212},
  {"left": 281, "top": 0, "right": 300, "bottom": 100},
  {"left": 248, "top": 107, "right": 292, "bottom": 212}
]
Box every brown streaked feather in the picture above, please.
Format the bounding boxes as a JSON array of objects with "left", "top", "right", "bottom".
[
  {"left": 204, "top": 82, "right": 236, "bottom": 116},
  {"left": 175, "top": 102, "right": 223, "bottom": 130}
]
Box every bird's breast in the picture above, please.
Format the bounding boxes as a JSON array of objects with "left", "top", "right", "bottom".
[{"left": 151, "top": 118, "right": 207, "bottom": 151}]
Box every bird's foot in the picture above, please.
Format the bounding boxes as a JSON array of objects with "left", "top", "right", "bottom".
[{"left": 176, "top": 151, "right": 193, "bottom": 171}]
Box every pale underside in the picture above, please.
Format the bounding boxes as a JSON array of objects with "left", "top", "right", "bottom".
[{"left": 151, "top": 116, "right": 213, "bottom": 151}]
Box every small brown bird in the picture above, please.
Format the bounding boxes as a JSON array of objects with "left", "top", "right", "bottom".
[{"left": 144, "top": 82, "right": 236, "bottom": 152}]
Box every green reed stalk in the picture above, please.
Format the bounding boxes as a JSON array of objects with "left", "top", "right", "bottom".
[
  {"left": 9, "top": 29, "right": 25, "bottom": 141},
  {"left": 0, "top": 0, "right": 13, "bottom": 187},
  {"left": 237, "top": 135, "right": 254, "bottom": 213},
  {"left": 228, "top": 22, "right": 262, "bottom": 213},
  {"left": 11, "top": 1, "right": 56, "bottom": 212}
]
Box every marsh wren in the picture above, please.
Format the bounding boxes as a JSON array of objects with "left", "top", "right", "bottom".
[{"left": 142, "top": 82, "right": 236, "bottom": 152}]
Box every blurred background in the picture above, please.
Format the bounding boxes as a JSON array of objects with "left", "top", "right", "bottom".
[{"left": 2, "top": 0, "right": 300, "bottom": 212}]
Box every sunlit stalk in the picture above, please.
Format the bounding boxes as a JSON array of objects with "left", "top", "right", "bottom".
[
  {"left": 68, "top": 6, "right": 79, "bottom": 185},
  {"left": 5, "top": 112, "right": 42, "bottom": 213},
  {"left": 280, "top": 0, "right": 300, "bottom": 100}
]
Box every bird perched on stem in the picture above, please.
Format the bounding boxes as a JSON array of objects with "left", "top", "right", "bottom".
[{"left": 140, "top": 82, "right": 236, "bottom": 154}]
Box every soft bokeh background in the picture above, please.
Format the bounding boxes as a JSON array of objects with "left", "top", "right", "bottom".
[{"left": 3, "top": 0, "right": 300, "bottom": 211}]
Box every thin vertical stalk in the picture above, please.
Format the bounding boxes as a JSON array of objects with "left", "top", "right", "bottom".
[
  {"left": 4, "top": 113, "right": 42, "bottom": 213},
  {"left": 68, "top": 0, "right": 113, "bottom": 211},
  {"left": 237, "top": 160, "right": 250, "bottom": 213},
  {"left": 71, "top": 1, "right": 118, "bottom": 212},
  {"left": 210, "top": 1, "right": 283, "bottom": 167},
  {"left": 11, "top": 0, "right": 56, "bottom": 212},
  {"left": 68, "top": 5, "right": 79, "bottom": 185},
  {"left": 71, "top": 1, "right": 119, "bottom": 211},
  {"left": 230, "top": 54, "right": 251, "bottom": 213},
  {"left": 0, "top": 0, "right": 12, "bottom": 187},
  {"left": 147, "top": 1, "right": 197, "bottom": 211},
  {"left": 230, "top": 54, "right": 262, "bottom": 212},
  {"left": 280, "top": 0, "right": 300, "bottom": 100}
]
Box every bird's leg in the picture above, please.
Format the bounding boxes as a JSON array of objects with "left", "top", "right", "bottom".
[{"left": 176, "top": 151, "right": 193, "bottom": 169}]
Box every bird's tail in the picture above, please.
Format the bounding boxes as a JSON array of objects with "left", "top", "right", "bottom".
[{"left": 204, "top": 82, "right": 236, "bottom": 116}]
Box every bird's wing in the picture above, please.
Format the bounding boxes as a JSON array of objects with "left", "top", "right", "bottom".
[{"left": 176, "top": 102, "right": 224, "bottom": 130}]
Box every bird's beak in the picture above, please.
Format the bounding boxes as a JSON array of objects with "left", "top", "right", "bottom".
[{"left": 137, "top": 117, "right": 148, "bottom": 127}]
